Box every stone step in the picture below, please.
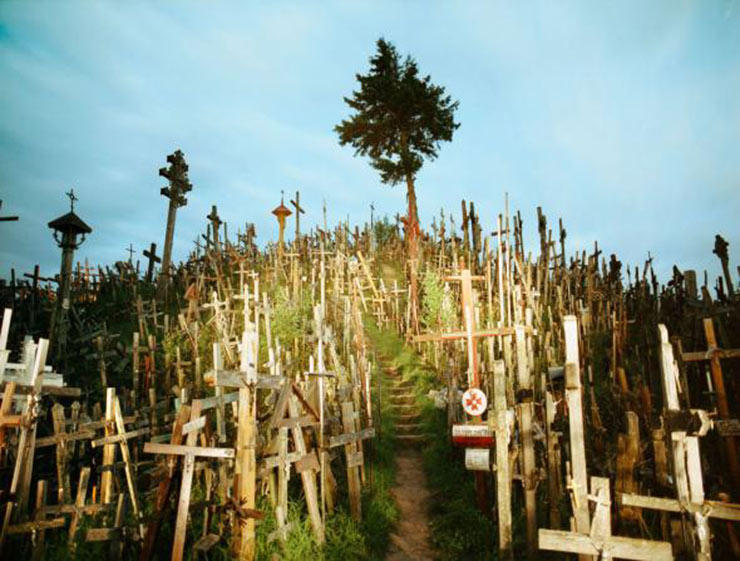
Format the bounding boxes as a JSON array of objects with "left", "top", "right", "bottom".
[
  {"left": 388, "top": 402, "right": 418, "bottom": 411},
  {"left": 386, "top": 382, "right": 414, "bottom": 390},
  {"left": 386, "top": 382, "right": 414, "bottom": 392},
  {"left": 388, "top": 390, "right": 416, "bottom": 399},
  {"left": 396, "top": 413, "right": 421, "bottom": 423},
  {"left": 396, "top": 423, "right": 423, "bottom": 435},
  {"left": 387, "top": 394, "right": 416, "bottom": 403},
  {"left": 396, "top": 434, "right": 426, "bottom": 446}
]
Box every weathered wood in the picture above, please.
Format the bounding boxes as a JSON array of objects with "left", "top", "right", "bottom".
[
  {"left": 30, "top": 480, "right": 48, "bottom": 561},
  {"left": 515, "top": 325, "right": 537, "bottom": 559},
  {"left": 493, "top": 360, "right": 513, "bottom": 560},
  {"left": 564, "top": 316, "right": 591, "bottom": 540},
  {"left": 139, "top": 405, "right": 191, "bottom": 561},
  {"left": 540, "top": 476, "right": 673, "bottom": 560},
  {"left": 620, "top": 494, "right": 740, "bottom": 521},
  {"left": 101, "top": 388, "right": 117, "bottom": 504},
  {"left": 287, "top": 393, "right": 324, "bottom": 542},
  {"left": 143, "top": 441, "right": 235, "bottom": 459},
  {"left": 342, "top": 402, "right": 362, "bottom": 521},
  {"left": 0, "top": 338, "right": 49, "bottom": 554},
  {"left": 328, "top": 427, "right": 375, "bottom": 448},
  {"left": 68, "top": 467, "right": 91, "bottom": 545},
  {"left": 538, "top": 530, "right": 673, "bottom": 560}
]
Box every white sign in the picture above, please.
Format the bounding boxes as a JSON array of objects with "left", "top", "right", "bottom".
[
  {"left": 461, "top": 388, "right": 487, "bottom": 416},
  {"left": 451, "top": 424, "right": 493, "bottom": 439},
  {"left": 465, "top": 448, "right": 490, "bottom": 471}
]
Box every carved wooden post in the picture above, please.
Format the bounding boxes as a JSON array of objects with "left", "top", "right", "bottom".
[{"left": 158, "top": 149, "right": 193, "bottom": 296}]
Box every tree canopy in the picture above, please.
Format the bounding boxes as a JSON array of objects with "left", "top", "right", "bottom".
[{"left": 335, "top": 38, "right": 460, "bottom": 186}]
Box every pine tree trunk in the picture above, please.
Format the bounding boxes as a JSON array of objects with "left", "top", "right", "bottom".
[{"left": 406, "top": 174, "right": 420, "bottom": 334}]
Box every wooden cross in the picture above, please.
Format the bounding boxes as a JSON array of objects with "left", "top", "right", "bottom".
[
  {"left": 0, "top": 338, "right": 49, "bottom": 554},
  {"left": 617, "top": 324, "right": 740, "bottom": 559},
  {"left": 0, "top": 200, "right": 19, "bottom": 222},
  {"left": 85, "top": 494, "right": 126, "bottom": 560},
  {"left": 411, "top": 269, "right": 530, "bottom": 391},
  {"left": 290, "top": 190, "right": 305, "bottom": 239},
  {"left": 138, "top": 405, "right": 191, "bottom": 561},
  {"left": 91, "top": 395, "right": 148, "bottom": 536},
  {"left": 680, "top": 317, "right": 740, "bottom": 491},
  {"left": 207, "top": 205, "right": 222, "bottom": 249},
  {"left": 540, "top": 475, "right": 673, "bottom": 560},
  {"left": 490, "top": 360, "right": 513, "bottom": 560},
  {"left": 142, "top": 242, "right": 161, "bottom": 283},
  {"left": 144, "top": 401, "right": 235, "bottom": 561},
  {"left": 124, "top": 243, "right": 136, "bottom": 264},
  {"left": 563, "top": 315, "right": 591, "bottom": 545}
]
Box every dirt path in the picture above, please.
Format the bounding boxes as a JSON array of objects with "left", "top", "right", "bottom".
[
  {"left": 385, "top": 447, "right": 434, "bottom": 560},
  {"left": 383, "top": 367, "right": 435, "bottom": 560}
]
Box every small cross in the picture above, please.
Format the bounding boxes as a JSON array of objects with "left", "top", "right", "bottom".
[
  {"left": 66, "top": 188, "right": 78, "bottom": 212},
  {"left": 142, "top": 242, "right": 161, "bottom": 282},
  {"left": 125, "top": 243, "right": 136, "bottom": 263}
]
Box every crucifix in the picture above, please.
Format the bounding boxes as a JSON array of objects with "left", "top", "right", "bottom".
[
  {"left": 680, "top": 317, "right": 740, "bottom": 492},
  {"left": 142, "top": 242, "right": 161, "bottom": 283},
  {"left": 158, "top": 149, "right": 193, "bottom": 295},
  {"left": 290, "top": 190, "right": 305, "bottom": 240},
  {"left": 540, "top": 475, "right": 673, "bottom": 560},
  {"left": 207, "top": 205, "right": 222, "bottom": 249},
  {"left": 712, "top": 235, "right": 734, "bottom": 299},
  {"left": 617, "top": 324, "right": 740, "bottom": 560}
]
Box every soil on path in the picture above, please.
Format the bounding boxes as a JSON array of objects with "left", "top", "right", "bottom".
[{"left": 385, "top": 447, "right": 435, "bottom": 560}]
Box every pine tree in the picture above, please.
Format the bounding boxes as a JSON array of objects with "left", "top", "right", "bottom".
[{"left": 335, "top": 38, "right": 459, "bottom": 330}]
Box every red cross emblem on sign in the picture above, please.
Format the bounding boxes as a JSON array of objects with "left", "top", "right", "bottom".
[{"left": 462, "top": 388, "right": 487, "bottom": 416}]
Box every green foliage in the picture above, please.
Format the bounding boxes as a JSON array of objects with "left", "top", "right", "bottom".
[
  {"left": 271, "top": 287, "right": 312, "bottom": 346},
  {"left": 335, "top": 38, "right": 460, "bottom": 185},
  {"left": 373, "top": 215, "right": 398, "bottom": 247},
  {"left": 421, "top": 270, "right": 456, "bottom": 332}
]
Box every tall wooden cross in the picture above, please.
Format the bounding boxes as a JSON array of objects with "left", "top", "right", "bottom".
[
  {"left": 207, "top": 205, "right": 222, "bottom": 249},
  {"left": 290, "top": 190, "right": 305, "bottom": 239},
  {"left": 411, "top": 269, "right": 528, "bottom": 389},
  {"left": 143, "top": 402, "right": 235, "bottom": 561},
  {"left": 411, "top": 268, "right": 530, "bottom": 515},
  {"left": 158, "top": 149, "right": 193, "bottom": 294},
  {"left": 142, "top": 242, "right": 161, "bottom": 283}
]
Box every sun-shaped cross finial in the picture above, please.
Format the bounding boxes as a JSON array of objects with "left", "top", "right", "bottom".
[{"left": 66, "top": 188, "right": 78, "bottom": 212}]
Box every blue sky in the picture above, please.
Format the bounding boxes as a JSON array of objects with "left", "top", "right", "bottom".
[{"left": 1, "top": 1, "right": 739, "bottom": 286}]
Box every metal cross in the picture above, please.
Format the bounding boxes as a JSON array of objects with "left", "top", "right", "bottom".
[{"left": 66, "top": 188, "right": 78, "bottom": 212}]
